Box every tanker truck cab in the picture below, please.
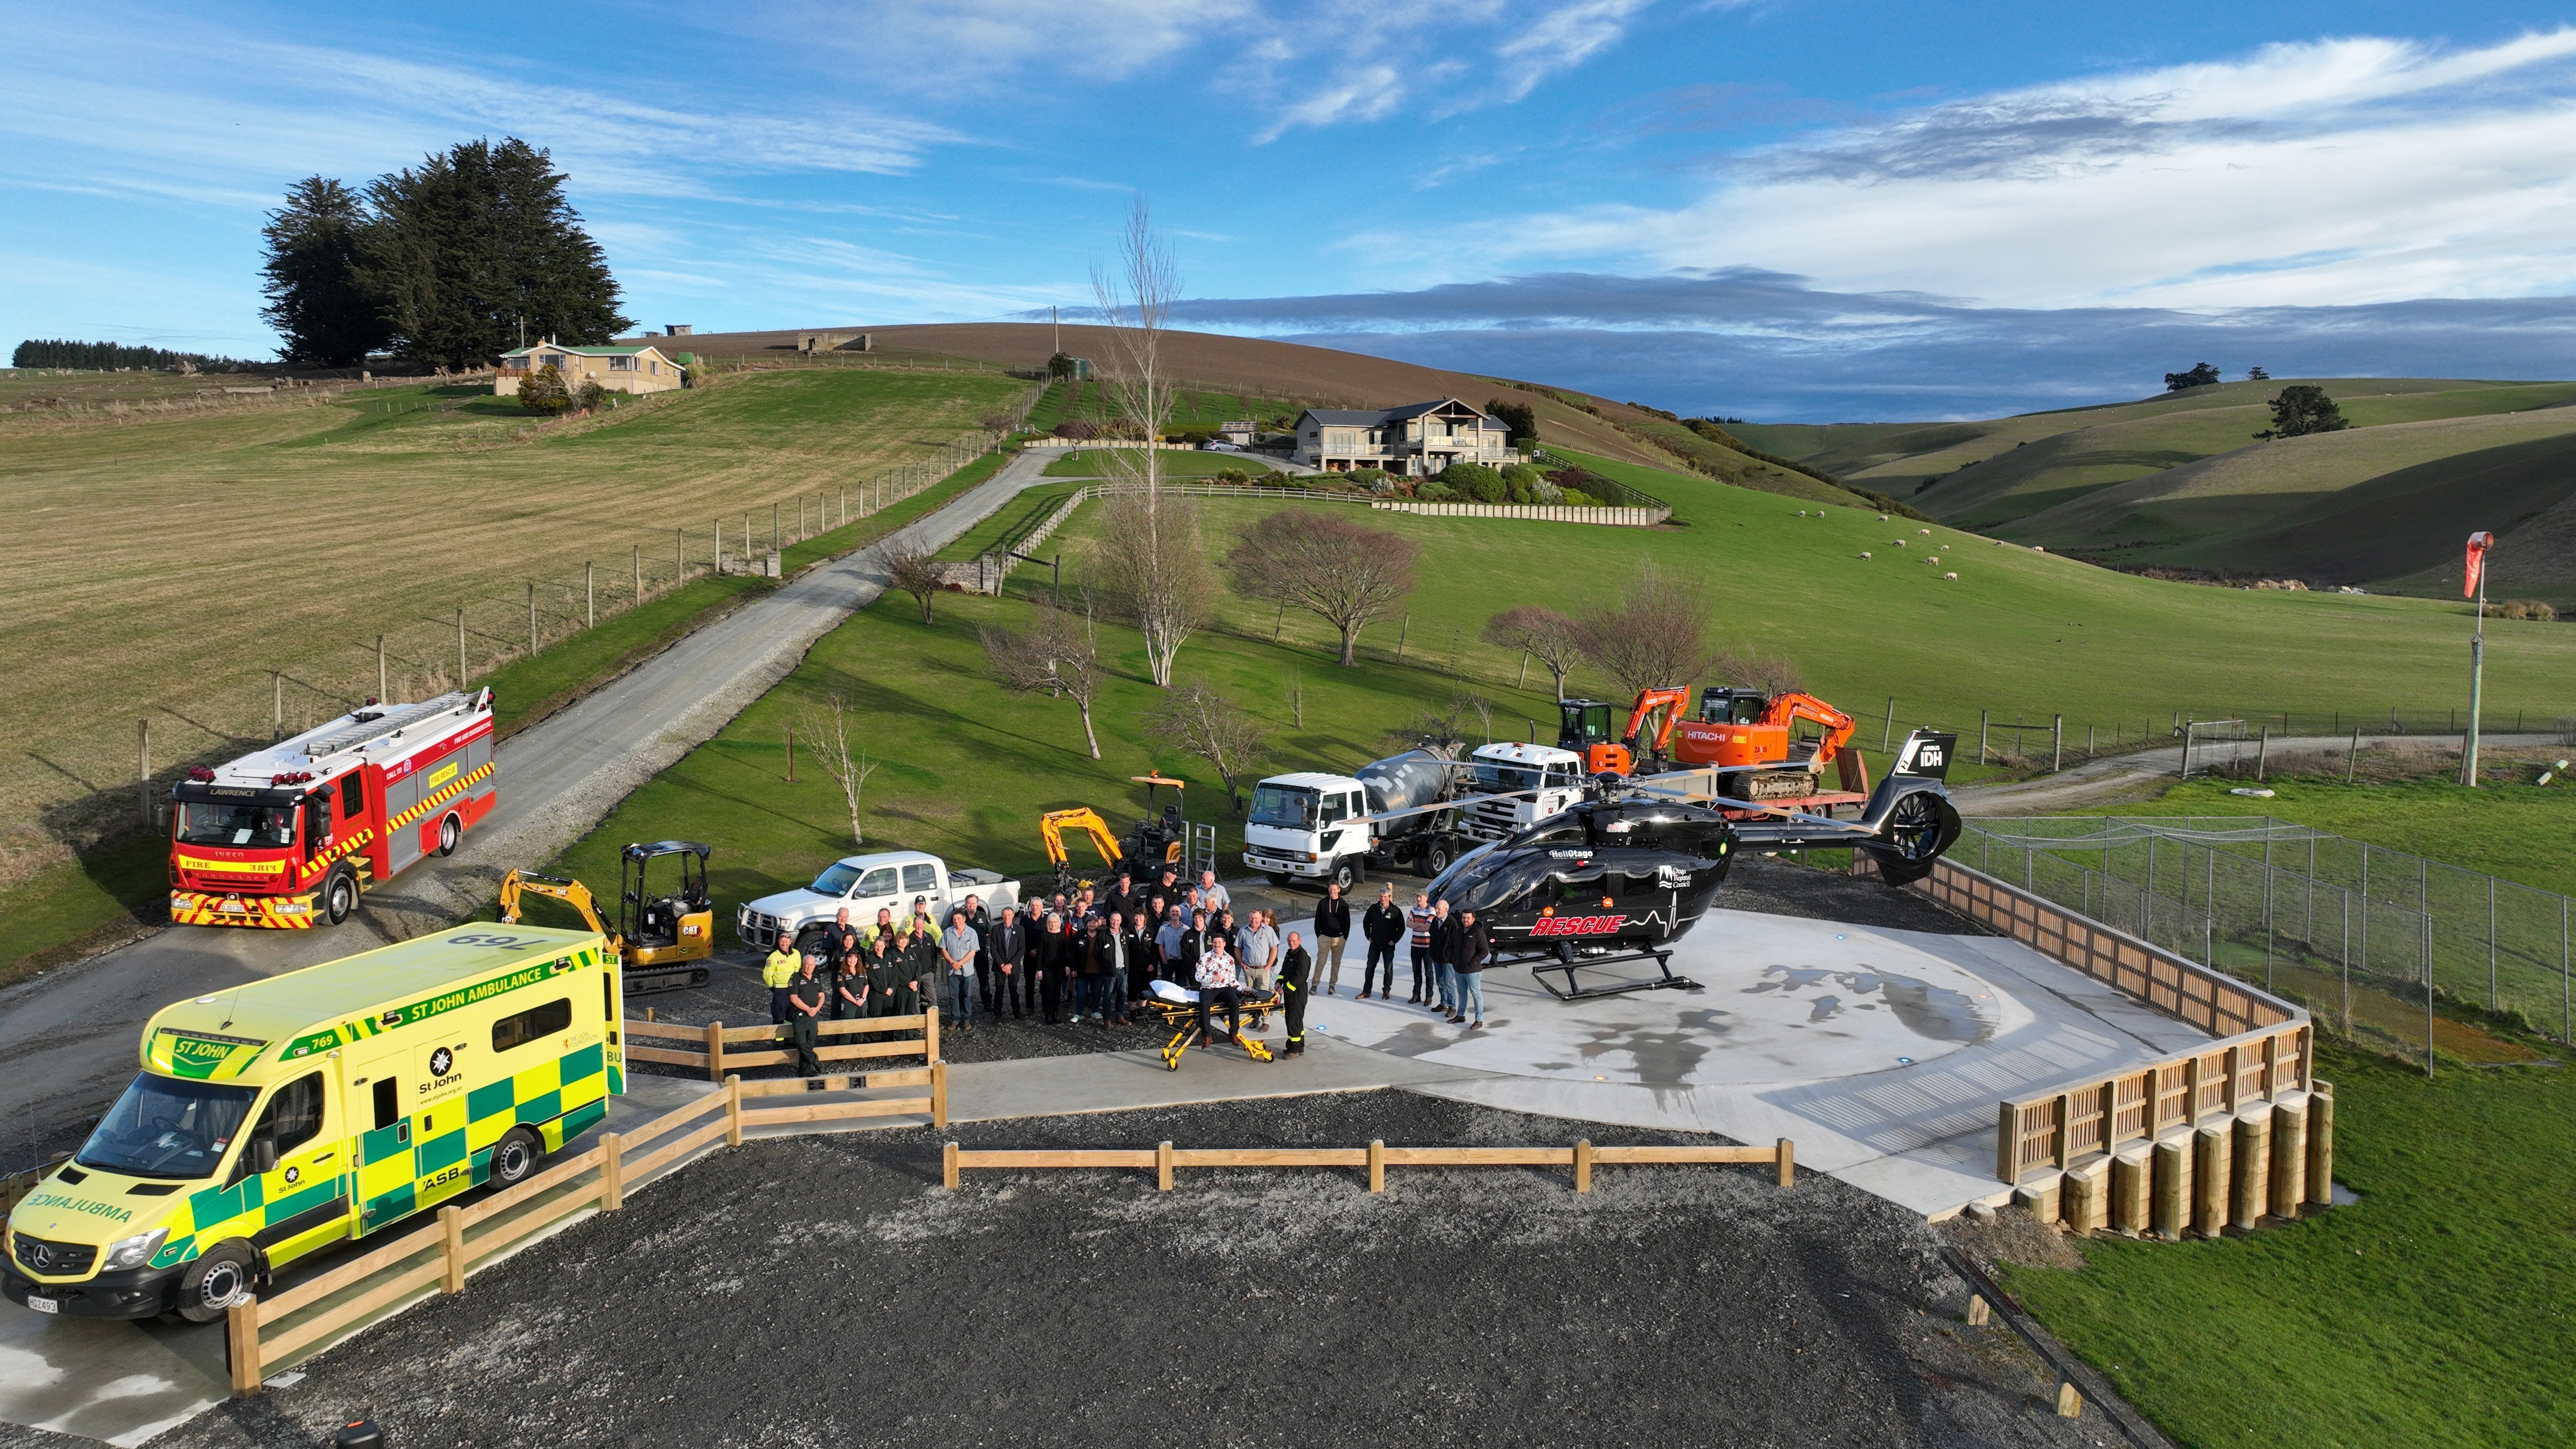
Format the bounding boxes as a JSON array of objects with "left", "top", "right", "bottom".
[
  {"left": 3, "top": 924, "right": 621, "bottom": 1322},
  {"left": 1243, "top": 772, "right": 1368, "bottom": 886},
  {"left": 1457, "top": 743, "right": 1587, "bottom": 843}
]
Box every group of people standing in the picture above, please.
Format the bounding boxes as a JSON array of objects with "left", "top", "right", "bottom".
[{"left": 756, "top": 866, "right": 1495, "bottom": 1076}]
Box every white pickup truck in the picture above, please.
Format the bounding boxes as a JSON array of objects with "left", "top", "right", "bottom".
[{"left": 736, "top": 849, "right": 1022, "bottom": 951}]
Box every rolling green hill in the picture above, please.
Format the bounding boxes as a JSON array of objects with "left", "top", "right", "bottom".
[{"left": 1739, "top": 378, "right": 2576, "bottom": 599}]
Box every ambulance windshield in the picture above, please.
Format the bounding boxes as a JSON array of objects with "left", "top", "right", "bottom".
[
  {"left": 78, "top": 1073, "right": 258, "bottom": 1180},
  {"left": 176, "top": 802, "right": 296, "bottom": 850}
]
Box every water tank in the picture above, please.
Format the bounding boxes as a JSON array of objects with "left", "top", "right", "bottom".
[{"left": 1358, "top": 750, "right": 1454, "bottom": 839}]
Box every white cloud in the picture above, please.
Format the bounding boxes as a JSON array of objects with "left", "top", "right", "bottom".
[
  {"left": 727, "top": 0, "right": 1257, "bottom": 90},
  {"left": 1415, "top": 28, "right": 2576, "bottom": 308},
  {"left": 1234, "top": 0, "right": 1656, "bottom": 141}
]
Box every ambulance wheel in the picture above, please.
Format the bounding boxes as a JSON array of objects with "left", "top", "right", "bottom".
[
  {"left": 487, "top": 1127, "right": 543, "bottom": 1189},
  {"left": 437, "top": 814, "right": 461, "bottom": 856},
  {"left": 322, "top": 867, "right": 359, "bottom": 926},
  {"left": 175, "top": 1243, "right": 257, "bottom": 1323}
]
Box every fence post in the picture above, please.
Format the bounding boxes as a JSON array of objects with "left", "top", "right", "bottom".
[
  {"left": 226, "top": 1298, "right": 262, "bottom": 1394},
  {"left": 1776, "top": 1138, "right": 1795, "bottom": 1188},
  {"left": 439, "top": 1205, "right": 465, "bottom": 1292},
  {"left": 931, "top": 1060, "right": 949, "bottom": 1129},
  {"left": 600, "top": 1131, "right": 624, "bottom": 1211},
  {"left": 1996, "top": 1101, "right": 2020, "bottom": 1181},
  {"left": 2255, "top": 725, "right": 2269, "bottom": 781},
  {"left": 138, "top": 718, "right": 151, "bottom": 822},
  {"left": 632, "top": 545, "right": 641, "bottom": 603},
  {"left": 375, "top": 634, "right": 386, "bottom": 702},
  {"left": 926, "top": 1003, "right": 942, "bottom": 1065},
  {"left": 724, "top": 1074, "right": 745, "bottom": 1147},
  {"left": 1573, "top": 1139, "right": 1592, "bottom": 1192},
  {"left": 2052, "top": 714, "right": 2063, "bottom": 772},
  {"left": 1158, "top": 1140, "right": 1176, "bottom": 1191},
  {"left": 1883, "top": 696, "right": 1896, "bottom": 751},
  {"left": 527, "top": 583, "right": 537, "bottom": 655},
  {"left": 942, "top": 1141, "right": 959, "bottom": 1190},
  {"left": 1978, "top": 709, "right": 1989, "bottom": 764},
  {"left": 704, "top": 1021, "right": 725, "bottom": 1083}
]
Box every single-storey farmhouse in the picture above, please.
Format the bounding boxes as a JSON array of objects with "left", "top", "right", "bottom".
[{"left": 495, "top": 343, "right": 688, "bottom": 397}]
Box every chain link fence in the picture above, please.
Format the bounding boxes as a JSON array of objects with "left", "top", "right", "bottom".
[{"left": 1962, "top": 816, "right": 2572, "bottom": 1066}]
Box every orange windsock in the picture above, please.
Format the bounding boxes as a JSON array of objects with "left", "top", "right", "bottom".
[{"left": 2464, "top": 531, "right": 2496, "bottom": 599}]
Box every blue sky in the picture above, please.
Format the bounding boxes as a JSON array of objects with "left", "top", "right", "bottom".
[{"left": 9, "top": 1, "right": 2576, "bottom": 417}]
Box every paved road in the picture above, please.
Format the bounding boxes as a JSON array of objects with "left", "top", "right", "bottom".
[
  {"left": 1952, "top": 730, "right": 2560, "bottom": 815},
  {"left": 0, "top": 448, "right": 1064, "bottom": 1174}
]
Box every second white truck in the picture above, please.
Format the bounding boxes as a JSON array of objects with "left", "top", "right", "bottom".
[{"left": 737, "top": 849, "right": 1022, "bottom": 951}]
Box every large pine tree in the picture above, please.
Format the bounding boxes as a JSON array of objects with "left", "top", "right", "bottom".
[
  {"left": 260, "top": 177, "right": 389, "bottom": 367},
  {"left": 358, "top": 138, "right": 629, "bottom": 369}
]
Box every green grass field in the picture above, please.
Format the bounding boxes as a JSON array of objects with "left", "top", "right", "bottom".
[
  {"left": 541, "top": 584, "right": 1558, "bottom": 908},
  {"left": 2000, "top": 1039, "right": 2576, "bottom": 1449},
  {"left": 1030, "top": 447, "right": 2576, "bottom": 745},
  {"left": 1040, "top": 447, "right": 1283, "bottom": 478}
]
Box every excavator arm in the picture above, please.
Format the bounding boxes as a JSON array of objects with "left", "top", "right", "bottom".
[
  {"left": 1763, "top": 692, "right": 1858, "bottom": 764},
  {"left": 498, "top": 870, "right": 617, "bottom": 948},
  {"left": 1039, "top": 808, "right": 1124, "bottom": 887},
  {"left": 1618, "top": 687, "right": 1694, "bottom": 756}
]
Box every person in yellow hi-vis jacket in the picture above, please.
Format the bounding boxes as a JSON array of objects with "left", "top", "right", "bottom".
[{"left": 762, "top": 939, "right": 800, "bottom": 1024}]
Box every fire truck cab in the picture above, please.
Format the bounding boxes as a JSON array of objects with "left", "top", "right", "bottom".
[{"left": 169, "top": 690, "right": 497, "bottom": 928}]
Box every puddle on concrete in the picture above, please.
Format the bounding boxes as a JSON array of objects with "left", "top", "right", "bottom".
[
  {"left": 1751, "top": 965, "right": 1994, "bottom": 1046},
  {"left": 1576, "top": 1007, "right": 1732, "bottom": 1082}
]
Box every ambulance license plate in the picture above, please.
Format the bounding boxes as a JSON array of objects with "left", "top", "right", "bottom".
[{"left": 26, "top": 1295, "right": 58, "bottom": 1313}]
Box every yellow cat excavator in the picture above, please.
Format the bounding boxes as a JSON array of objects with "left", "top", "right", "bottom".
[
  {"left": 499, "top": 840, "right": 715, "bottom": 994},
  {"left": 1036, "top": 776, "right": 1193, "bottom": 893}
]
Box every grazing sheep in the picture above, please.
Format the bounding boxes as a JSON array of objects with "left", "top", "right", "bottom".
[
  {"left": 1860, "top": 551, "right": 1872, "bottom": 559},
  {"left": 1878, "top": 514, "right": 1889, "bottom": 521},
  {"left": 1945, "top": 571, "right": 1959, "bottom": 580},
  {"left": 1918, "top": 528, "right": 1931, "bottom": 535},
  {"left": 1894, "top": 539, "right": 1907, "bottom": 546}
]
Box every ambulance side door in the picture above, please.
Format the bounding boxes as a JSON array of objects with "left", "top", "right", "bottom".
[
  {"left": 350, "top": 1050, "right": 416, "bottom": 1235},
  {"left": 410, "top": 1033, "right": 475, "bottom": 1210},
  {"left": 232, "top": 1069, "right": 349, "bottom": 1265}
]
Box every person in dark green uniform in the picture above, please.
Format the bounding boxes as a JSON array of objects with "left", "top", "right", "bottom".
[{"left": 785, "top": 957, "right": 829, "bottom": 1077}]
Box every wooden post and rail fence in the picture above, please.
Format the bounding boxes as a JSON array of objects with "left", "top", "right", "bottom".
[
  {"left": 621, "top": 1007, "right": 944, "bottom": 1082},
  {"left": 943, "top": 1138, "right": 1795, "bottom": 1193},
  {"left": 1861, "top": 853, "right": 2337, "bottom": 1239},
  {"left": 223, "top": 1011, "right": 946, "bottom": 1395}
]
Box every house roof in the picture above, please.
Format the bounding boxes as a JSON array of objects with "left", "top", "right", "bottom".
[
  {"left": 1295, "top": 397, "right": 1498, "bottom": 429},
  {"left": 500, "top": 344, "right": 669, "bottom": 359}
]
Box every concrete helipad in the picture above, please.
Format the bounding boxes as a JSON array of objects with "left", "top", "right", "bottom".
[{"left": 1306, "top": 907, "right": 2213, "bottom": 1217}]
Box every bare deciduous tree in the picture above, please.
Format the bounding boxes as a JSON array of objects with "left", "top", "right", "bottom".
[
  {"left": 1087, "top": 197, "right": 1215, "bottom": 686},
  {"left": 1095, "top": 490, "right": 1216, "bottom": 686},
  {"left": 801, "top": 695, "right": 880, "bottom": 846},
  {"left": 1574, "top": 558, "right": 1714, "bottom": 699},
  {"left": 1482, "top": 605, "right": 1586, "bottom": 700},
  {"left": 1143, "top": 677, "right": 1268, "bottom": 816},
  {"left": 980, "top": 598, "right": 1107, "bottom": 758},
  {"left": 885, "top": 546, "right": 944, "bottom": 624},
  {"left": 1710, "top": 644, "right": 1804, "bottom": 695},
  {"left": 1226, "top": 510, "right": 1419, "bottom": 666},
  {"left": 1456, "top": 691, "right": 1495, "bottom": 745}
]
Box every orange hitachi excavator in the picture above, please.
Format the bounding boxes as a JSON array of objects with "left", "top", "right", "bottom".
[{"left": 1559, "top": 686, "right": 1866, "bottom": 804}]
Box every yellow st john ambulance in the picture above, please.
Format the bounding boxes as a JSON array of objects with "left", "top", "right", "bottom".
[{"left": 4, "top": 924, "right": 623, "bottom": 1320}]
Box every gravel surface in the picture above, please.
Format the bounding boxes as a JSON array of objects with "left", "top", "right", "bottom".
[{"left": 148, "top": 1092, "right": 2138, "bottom": 1449}]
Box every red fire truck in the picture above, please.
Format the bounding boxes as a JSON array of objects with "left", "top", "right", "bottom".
[{"left": 168, "top": 690, "right": 498, "bottom": 927}]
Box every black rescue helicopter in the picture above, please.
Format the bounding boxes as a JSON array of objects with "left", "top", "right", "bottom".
[{"left": 1424, "top": 729, "right": 1962, "bottom": 1000}]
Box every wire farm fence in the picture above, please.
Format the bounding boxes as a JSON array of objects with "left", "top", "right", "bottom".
[
  {"left": 92, "top": 378, "right": 1047, "bottom": 845},
  {"left": 1962, "top": 816, "right": 2574, "bottom": 1065},
  {"left": 1858, "top": 701, "right": 2576, "bottom": 776}
]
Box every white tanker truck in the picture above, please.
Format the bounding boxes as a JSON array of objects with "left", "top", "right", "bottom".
[{"left": 1241, "top": 749, "right": 1481, "bottom": 891}]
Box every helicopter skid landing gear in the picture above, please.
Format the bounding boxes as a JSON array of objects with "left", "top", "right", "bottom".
[{"left": 1516, "top": 947, "right": 1703, "bottom": 1002}]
